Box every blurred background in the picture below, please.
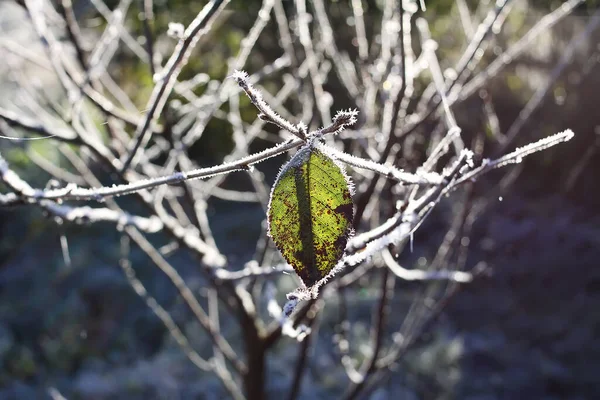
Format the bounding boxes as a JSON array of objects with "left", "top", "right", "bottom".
[{"left": 0, "top": 0, "right": 599, "bottom": 399}]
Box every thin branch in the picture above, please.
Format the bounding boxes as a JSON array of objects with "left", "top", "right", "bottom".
[
  {"left": 118, "top": 234, "right": 213, "bottom": 371},
  {"left": 233, "top": 69, "right": 306, "bottom": 139},
  {"left": 416, "top": 18, "right": 463, "bottom": 153},
  {"left": 350, "top": 0, "right": 369, "bottom": 62},
  {"left": 342, "top": 267, "right": 394, "bottom": 400},
  {"left": 495, "top": 10, "right": 600, "bottom": 156},
  {"left": 353, "top": 0, "right": 411, "bottom": 226},
  {"left": 1, "top": 99, "right": 362, "bottom": 204},
  {"left": 312, "top": 0, "right": 361, "bottom": 99},
  {"left": 459, "top": 0, "right": 584, "bottom": 101},
  {"left": 121, "top": 0, "right": 229, "bottom": 172},
  {"left": 382, "top": 248, "right": 473, "bottom": 282},
  {"left": 287, "top": 303, "right": 320, "bottom": 400},
  {"left": 27, "top": 149, "right": 87, "bottom": 185},
  {"left": 124, "top": 225, "right": 247, "bottom": 376},
  {"left": 0, "top": 106, "right": 76, "bottom": 141},
  {"left": 455, "top": 129, "right": 575, "bottom": 186},
  {"left": 0, "top": 137, "right": 299, "bottom": 203},
  {"left": 215, "top": 262, "right": 292, "bottom": 281},
  {"left": 141, "top": 0, "right": 157, "bottom": 76},
  {"left": 295, "top": 0, "right": 331, "bottom": 124},
  {"left": 57, "top": 144, "right": 246, "bottom": 394},
  {"left": 43, "top": 203, "right": 164, "bottom": 232},
  {"left": 318, "top": 143, "right": 444, "bottom": 185}
]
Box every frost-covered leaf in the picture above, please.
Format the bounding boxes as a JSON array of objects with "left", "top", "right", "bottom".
[{"left": 268, "top": 145, "right": 354, "bottom": 289}]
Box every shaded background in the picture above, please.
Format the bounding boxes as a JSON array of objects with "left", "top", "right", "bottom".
[{"left": 1, "top": 0, "right": 599, "bottom": 399}]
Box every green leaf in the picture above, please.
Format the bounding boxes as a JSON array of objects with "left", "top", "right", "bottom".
[{"left": 268, "top": 145, "right": 354, "bottom": 289}]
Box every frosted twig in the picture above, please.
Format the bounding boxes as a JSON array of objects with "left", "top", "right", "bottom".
[
  {"left": 273, "top": 0, "right": 298, "bottom": 69},
  {"left": 27, "top": 148, "right": 86, "bottom": 186},
  {"left": 230, "top": 0, "right": 275, "bottom": 72},
  {"left": 352, "top": 0, "right": 414, "bottom": 225},
  {"left": 454, "top": 0, "right": 503, "bottom": 142},
  {"left": 124, "top": 225, "right": 247, "bottom": 375},
  {"left": 455, "top": 129, "right": 575, "bottom": 186},
  {"left": 421, "top": 127, "right": 463, "bottom": 173},
  {"left": 86, "top": 0, "right": 131, "bottom": 80},
  {"left": 215, "top": 262, "right": 292, "bottom": 281},
  {"left": 416, "top": 18, "right": 463, "bottom": 153},
  {"left": 55, "top": 145, "right": 246, "bottom": 394},
  {"left": 121, "top": 0, "right": 229, "bottom": 172},
  {"left": 0, "top": 38, "right": 52, "bottom": 70},
  {"left": 119, "top": 232, "right": 246, "bottom": 399},
  {"left": 0, "top": 152, "right": 164, "bottom": 232},
  {"left": 318, "top": 143, "right": 444, "bottom": 185},
  {"left": 347, "top": 149, "right": 470, "bottom": 257},
  {"left": 408, "top": 0, "right": 510, "bottom": 133},
  {"left": 382, "top": 248, "right": 472, "bottom": 282},
  {"left": 344, "top": 267, "right": 394, "bottom": 398},
  {"left": 0, "top": 138, "right": 304, "bottom": 203},
  {"left": 233, "top": 69, "right": 306, "bottom": 139},
  {"left": 179, "top": 2, "right": 279, "bottom": 146},
  {"left": 21, "top": 1, "right": 160, "bottom": 133},
  {"left": 350, "top": 0, "right": 369, "bottom": 62},
  {"left": 266, "top": 284, "right": 311, "bottom": 341},
  {"left": 296, "top": 0, "right": 331, "bottom": 123},
  {"left": 316, "top": 109, "right": 359, "bottom": 136},
  {"left": 312, "top": 0, "right": 361, "bottom": 98},
  {"left": 1, "top": 106, "right": 360, "bottom": 221},
  {"left": 141, "top": 0, "right": 157, "bottom": 76},
  {"left": 447, "top": 0, "right": 511, "bottom": 95},
  {"left": 44, "top": 203, "right": 164, "bottom": 232}
]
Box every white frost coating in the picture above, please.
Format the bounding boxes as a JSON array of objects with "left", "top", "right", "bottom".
[
  {"left": 381, "top": 248, "right": 472, "bottom": 282},
  {"left": 268, "top": 291, "right": 311, "bottom": 341},
  {"left": 5, "top": 136, "right": 304, "bottom": 203},
  {"left": 495, "top": 129, "right": 574, "bottom": 168},
  {"left": 167, "top": 22, "right": 185, "bottom": 39},
  {"left": 319, "top": 143, "right": 444, "bottom": 185},
  {"left": 233, "top": 69, "right": 303, "bottom": 138},
  {"left": 462, "top": 149, "right": 475, "bottom": 168},
  {"left": 456, "top": 129, "right": 575, "bottom": 186}
]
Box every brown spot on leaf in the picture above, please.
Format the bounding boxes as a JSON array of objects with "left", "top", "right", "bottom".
[{"left": 334, "top": 203, "right": 353, "bottom": 222}]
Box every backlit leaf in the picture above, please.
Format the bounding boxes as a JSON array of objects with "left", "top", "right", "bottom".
[{"left": 267, "top": 145, "right": 354, "bottom": 289}]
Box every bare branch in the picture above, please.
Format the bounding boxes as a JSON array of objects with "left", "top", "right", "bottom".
[
  {"left": 456, "top": 129, "right": 575, "bottom": 186},
  {"left": 382, "top": 248, "right": 473, "bottom": 283},
  {"left": 121, "top": 0, "right": 229, "bottom": 172},
  {"left": 233, "top": 69, "right": 306, "bottom": 139}
]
